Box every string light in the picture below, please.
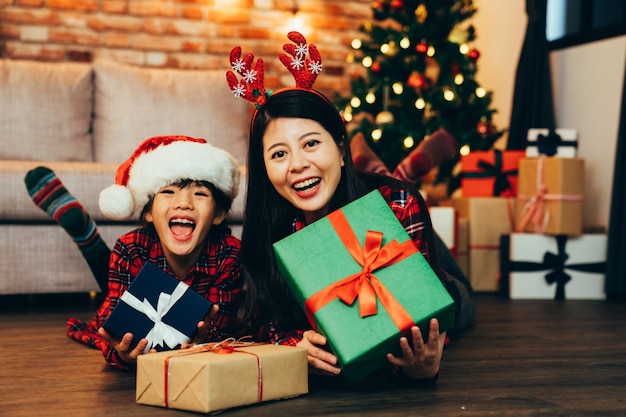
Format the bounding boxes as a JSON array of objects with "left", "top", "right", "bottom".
[
  {"left": 343, "top": 105, "right": 353, "bottom": 122},
  {"left": 415, "top": 97, "right": 426, "bottom": 109},
  {"left": 427, "top": 46, "right": 435, "bottom": 57},
  {"left": 371, "top": 128, "right": 383, "bottom": 142},
  {"left": 362, "top": 56, "right": 373, "bottom": 68},
  {"left": 443, "top": 89, "right": 455, "bottom": 101},
  {"left": 403, "top": 136, "right": 414, "bottom": 149},
  {"left": 380, "top": 43, "right": 390, "bottom": 54},
  {"left": 365, "top": 91, "right": 376, "bottom": 104},
  {"left": 460, "top": 144, "right": 471, "bottom": 156},
  {"left": 351, "top": 38, "right": 362, "bottom": 49},
  {"left": 459, "top": 43, "right": 469, "bottom": 54},
  {"left": 400, "top": 37, "right": 411, "bottom": 49},
  {"left": 475, "top": 87, "right": 486, "bottom": 98},
  {"left": 454, "top": 74, "right": 464, "bottom": 85},
  {"left": 350, "top": 96, "right": 362, "bottom": 108},
  {"left": 392, "top": 82, "right": 403, "bottom": 95}
]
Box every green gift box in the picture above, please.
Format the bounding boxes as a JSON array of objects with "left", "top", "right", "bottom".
[{"left": 273, "top": 190, "right": 455, "bottom": 384}]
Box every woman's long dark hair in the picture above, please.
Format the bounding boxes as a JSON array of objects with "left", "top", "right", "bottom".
[
  {"left": 239, "top": 89, "right": 367, "bottom": 325},
  {"left": 238, "top": 88, "right": 442, "bottom": 328}
]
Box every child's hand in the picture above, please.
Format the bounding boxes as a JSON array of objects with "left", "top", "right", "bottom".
[
  {"left": 386, "top": 318, "right": 444, "bottom": 380},
  {"left": 98, "top": 327, "right": 154, "bottom": 364},
  {"left": 181, "top": 304, "right": 220, "bottom": 348},
  {"left": 297, "top": 330, "right": 341, "bottom": 376}
]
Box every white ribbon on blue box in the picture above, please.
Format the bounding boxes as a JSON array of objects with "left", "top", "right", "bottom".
[
  {"left": 103, "top": 262, "right": 213, "bottom": 352},
  {"left": 526, "top": 128, "right": 578, "bottom": 158}
]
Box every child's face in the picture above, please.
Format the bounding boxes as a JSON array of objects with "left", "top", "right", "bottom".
[
  {"left": 144, "top": 182, "right": 226, "bottom": 262},
  {"left": 262, "top": 117, "right": 345, "bottom": 224}
]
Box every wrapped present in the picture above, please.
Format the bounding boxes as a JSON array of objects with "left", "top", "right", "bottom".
[
  {"left": 452, "top": 197, "right": 516, "bottom": 292},
  {"left": 526, "top": 128, "right": 578, "bottom": 158},
  {"left": 429, "top": 206, "right": 457, "bottom": 256},
  {"left": 103, "top": 262, "right": 213, "bottom": 352},
  {"left": 460, "top": 149, "right": 525, "bottom": 197},
  {"left": 136, "top": 342, "right": 308, "bottom": 413},
  {"left": 273, "top": 190, "right": 455, "bottom": 384},
  {"left": 456, "top": 218, "right": 469, "bottom": 278},
  {"left": 506, "top": 233, "right": 606, "bottom": 300},
  {"left": 516, "top": 157, "right": 584, "bottom": 235}
]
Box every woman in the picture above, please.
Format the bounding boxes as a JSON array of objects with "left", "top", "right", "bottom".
[{"left": 238, "top": 87, "right": 461, "bottom": 382}]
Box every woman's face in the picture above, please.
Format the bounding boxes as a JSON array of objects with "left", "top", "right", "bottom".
[{"left": 262, "top": 117, "right": 344, "bottom": 224}]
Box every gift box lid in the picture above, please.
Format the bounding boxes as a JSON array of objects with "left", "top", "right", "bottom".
[{"left": 103, "top": 262, "right": 213, "bottom": 352}]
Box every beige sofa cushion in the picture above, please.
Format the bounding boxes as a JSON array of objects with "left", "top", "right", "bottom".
[
  {"left": 0, "top": 60, "right": 94, "bottom": 162},
  {"left": 92, "top": 60, "right": 250, "bottom": 166}
]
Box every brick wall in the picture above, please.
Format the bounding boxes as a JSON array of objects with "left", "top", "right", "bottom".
[{"left": 0, "top": 0, "right": 372, "bottom": 95}]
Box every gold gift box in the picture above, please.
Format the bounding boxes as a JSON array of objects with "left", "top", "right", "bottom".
[
  {"left": 453, "top": 197, "right": 516, "bottom": 292},
  {"left": 136, "top": 343, "right": 308, "bottom": 414},
  {"left": 516, "top": 157, "right": 584, "bottom": 235}
]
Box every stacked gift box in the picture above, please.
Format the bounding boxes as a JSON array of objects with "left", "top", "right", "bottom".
[
  {"left": 103, "top": 263, "right": 310, "bottom": 414},
  {"left": 503, "top": 128, "right": 607, "bottom": 300},
  {"left": 449, "top": 149, "right": 524, "bottom": 292}
]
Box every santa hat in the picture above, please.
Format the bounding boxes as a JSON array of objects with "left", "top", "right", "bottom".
[{"left": 99, "top": 135, "right": 240, "bottom": 220}]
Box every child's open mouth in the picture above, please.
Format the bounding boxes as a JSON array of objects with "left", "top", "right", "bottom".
[{"left": 169, "top": 218, "right": 196, "bottom": 238}]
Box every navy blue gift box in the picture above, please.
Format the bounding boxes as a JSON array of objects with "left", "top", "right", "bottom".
[{"left": 103, "top": 262, "right": 213, "bottom": 352}]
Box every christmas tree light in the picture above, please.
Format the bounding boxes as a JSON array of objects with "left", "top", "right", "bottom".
[{"left": 336, "top": 0, "right": 503, "bottom": 194}]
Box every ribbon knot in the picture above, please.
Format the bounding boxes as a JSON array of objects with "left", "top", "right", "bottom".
[
  {"left": 541, "top": 238, "right": 571, "bottom": 300},
  {"left": 475, "top": 150, "right": 517, "bottom": 196},
  {"left": 120, "top": 282, "right": 189, "bottom": 353},
  {"left": 304, "top": 210, "right": 417, "bottom": 333},
  {"left": 536, "top": 131, "right": 562, "bottom": 156}
]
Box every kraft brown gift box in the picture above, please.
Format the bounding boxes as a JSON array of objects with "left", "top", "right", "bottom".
[
  {"left": 136, "top": 344, "right": 308, "bottom": 414},
  {"left": 452, "top": 197, "right": 516, "bottom": 292},
  {"left": 456, "top": 218, "right": 469, "bottom": 278},
  {"left": 515, "top": 157, "right": 584, "bottom": 235}
]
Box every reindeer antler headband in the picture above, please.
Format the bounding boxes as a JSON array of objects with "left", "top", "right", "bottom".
[{"left": 226, "top": 31, "right": 323, "bottom": 108}]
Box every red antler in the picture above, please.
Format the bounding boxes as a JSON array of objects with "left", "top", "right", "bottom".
[
  {"left": 278, "top": 31, "right": 322, "bottom": 89},
  {"left": 226, "top": 46, "right": 270, "bottom": 108}
]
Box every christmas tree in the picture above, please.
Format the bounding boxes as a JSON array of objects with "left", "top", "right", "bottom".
[{"left": 336, "top": 0, "right": 503, "bottom": 195}]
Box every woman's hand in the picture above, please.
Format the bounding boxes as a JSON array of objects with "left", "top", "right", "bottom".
[
  {"left": 98, "top": 327, "right": 155, "bottom": 364},
  {"left": 181, "top": 304, "right": 220, "bottom": 349},
  {"left": 386, "top": 318, "right": 444, "bottom": 380},
  {"left": 297, "top": 330, "right": 342, "bottom": 376}
]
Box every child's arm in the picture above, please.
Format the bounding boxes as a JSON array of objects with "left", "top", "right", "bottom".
[{"left": 96, "top": 237, "right": 145, "bottom": 370}]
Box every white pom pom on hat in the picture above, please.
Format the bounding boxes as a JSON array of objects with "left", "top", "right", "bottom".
[{"left": 99, "top": 135, "right": 241, "bottom": 220}]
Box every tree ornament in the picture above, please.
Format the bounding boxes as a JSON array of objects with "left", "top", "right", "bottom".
[
  {"left": 415, "top": 41, "right": 428, "bottom": 54},
  {"left": 391, "top": 0, "right": 403, "bottom": 9},
  {"left": 375, "top": 84, "right": 394, "bottom": 124},
  {"left": 468, "top": 48, "right": 480, "bottom": 60},
  {"left": 415, "top": 4, "right": 428, "bottom": 23},
  {"left": 407, "top": 71, "right": 427, "bottom": 89},
  {"left": 477, "top": 120, "right": 488, "bottom": 135},
  {"left": 375, "top": 110, "right": 395, "bottom": 125},
  {"left": 371, "top": 61, "right": 381, "bottom": 73}
]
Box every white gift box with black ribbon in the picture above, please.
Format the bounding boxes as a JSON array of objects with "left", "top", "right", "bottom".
[
  {"left": 526, "top": 128, "right": 578, "bottom": 158},
  {"left": 507, "top": 233, "right": 606, "bottom": 300}
]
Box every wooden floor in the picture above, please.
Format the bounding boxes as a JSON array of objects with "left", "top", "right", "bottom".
[{"left": 1, "top": 293, "right": 626, "bottom": 417}]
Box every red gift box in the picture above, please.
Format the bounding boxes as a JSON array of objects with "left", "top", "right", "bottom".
[{"left": 461, "top": 150, "right": 525, "bottom": 197}]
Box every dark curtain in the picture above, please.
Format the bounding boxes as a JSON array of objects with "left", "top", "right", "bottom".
[
  {"left": 506, "top": 0, "right": 556, "bottom": 150},
  {"left": 605, "top": 67, "right": 626, "bottom": 299}
]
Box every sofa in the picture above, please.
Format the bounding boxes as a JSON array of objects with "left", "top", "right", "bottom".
[{"left": 0, "top": 59, "right": 251, "bottom": 295}]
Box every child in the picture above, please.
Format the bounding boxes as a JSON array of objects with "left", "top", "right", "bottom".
[{"left": 26, "top": 135, "right": 243, "bottom": 370}]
